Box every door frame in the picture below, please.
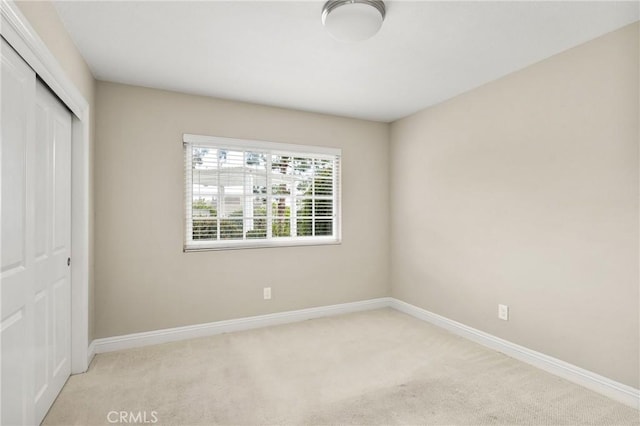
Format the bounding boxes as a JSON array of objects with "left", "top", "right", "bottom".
[{"left": 1, "top": 0, "right": 90, "bottom": 374}]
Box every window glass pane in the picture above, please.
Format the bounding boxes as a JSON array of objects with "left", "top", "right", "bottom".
[
  {"left": 193, "top": 218, "right": 217, "bottom": 240},
  {"left": 314, "top": 159, "right": 333, "bottom": 193},
  {"left": 218, "top": 173, "right": 243, "bottom": 189},
  {"left": 295, "top": 179, "right": 312, "bottom": 196},
  {"left": 272, "top": 217, "right": 291, "bottom": 237},
  {"left": 250, "top": 174, "right": 267, "bottom": 195},
  {"left": 272, "top": 155, "right": 292, "bottom": 175},
  {"left": 315, "top": 199, "right": 333, "bottom": 217},
  {"left": 245, "top": 217, "right": 266, "bottom": 239},
  {"left": 192, "top": 183, "right": 218, "bottom": 206},
  {"left": 192, "top": 197, "right": 217, "bottom": 217},
  {"left": 191, "top": 146, "right": 218, "bottom": 202},
  {"left": 293, "top": 157, "right": 313, "bottom": 175},
  {"left": 313, "top": 177, "right": 333, "bottom": 196},
  {"left": 315, "top": 219, "right": 333, "bottom": 236},
  {"left": 250, "top": 197, "right": 267, "bottom": 216},
  {"left": 272, "top": 180, "right": 291, "bottom": 196},
  {"left": 221, "top": 196, "right": 242, "bottom": 218},
  {"left": 220, "top": 218, "right": 243, "bottom": 240},
  {"left": 192, "top": 147, "right": 217, "bottom": 169},
  {"left": 271, "top": 198, "right": 291, "bottom": 218},
  {"left": 220, "top": 149, "right": 243, "bottom": 166},
  {"left": 296, "top": 218, "right": 312, "bottom": 237},
  {"left": 245, "top": 151, "right": 266, "bottom": 169},
  {"left": 314, "top": 158, "right": 332, "bottom": 170},
  {"left": 296, "top": 198, "right": 313, "bottom": 217}
]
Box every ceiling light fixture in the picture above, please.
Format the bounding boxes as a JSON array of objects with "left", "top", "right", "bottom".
[{"left": 322, "top": 0, "right": 386, "bottom": 42}]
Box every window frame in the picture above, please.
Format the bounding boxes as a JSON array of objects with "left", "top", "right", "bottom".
[{"left": 183, "top": 133, "right": 342, "bottom": 251}]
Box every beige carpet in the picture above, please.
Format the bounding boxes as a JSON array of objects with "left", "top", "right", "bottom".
[{"left": 44, "top": 309, "right": 639, "bottom": 425}]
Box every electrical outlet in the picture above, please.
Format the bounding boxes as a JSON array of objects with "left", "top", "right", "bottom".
[
  {"left": 498, "top": 304, "right": 509, "bottom": 321},
  {"left": 263, "top": 287, "right": 271, "bottom": 300}
]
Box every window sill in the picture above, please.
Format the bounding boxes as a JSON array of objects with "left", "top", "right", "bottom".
[{"left": 183, "top": 237, "right": 341, "bottom": 252}]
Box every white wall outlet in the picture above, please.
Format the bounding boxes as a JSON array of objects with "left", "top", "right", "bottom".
[
  {"left": 498, "top": 304, "right": 509, "bottom": 321},
  {"left": 263, "top": 287, "right": 272, "bottom": 300}
]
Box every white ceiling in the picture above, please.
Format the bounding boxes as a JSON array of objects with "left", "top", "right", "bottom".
[{"left": 53, "top": 1, "right": 639, "bottom": 123}]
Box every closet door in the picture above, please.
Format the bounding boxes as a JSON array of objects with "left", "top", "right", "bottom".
[
  {"left": 1, "top": 38, "right": 72, "bottom": 425},
  {"left": 33, "top": 78, "right": 72, "bottom": 424},
  {"left": 1, "top": 36, "right": 37, "bottom": 426}
]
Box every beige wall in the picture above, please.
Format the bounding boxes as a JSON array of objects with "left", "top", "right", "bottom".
[
  {"left": 94, "top": 81, "right": 390, "bottom": 338},
  {"left": 390, "top": 23, "right": 639, "bottom": 388},
  {"left": 15, "top": 0, "right": 97, "bottom": 341}
]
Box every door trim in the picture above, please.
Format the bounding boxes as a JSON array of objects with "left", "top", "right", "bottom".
[{"left": 1, "top": 0, "right": 90, "bottom": 374}]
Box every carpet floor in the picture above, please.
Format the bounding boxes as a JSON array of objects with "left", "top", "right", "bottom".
[{"left": 43, "top": 309, "right": 639, "bottom": 425}]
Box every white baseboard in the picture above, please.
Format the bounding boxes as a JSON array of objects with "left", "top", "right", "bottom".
[
  {"left": 90, "top": 297, "right": 392, "bottom": 355},
  {"left": 86, "top": 296, "right": 639, "bottom": 409},
  {"left": 389, "top": 298, "right": 640, "bottom": 409}
]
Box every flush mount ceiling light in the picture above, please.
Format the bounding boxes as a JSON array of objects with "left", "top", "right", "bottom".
[{"left": 322, "top": 0, "right": 386, "bottom": 42}]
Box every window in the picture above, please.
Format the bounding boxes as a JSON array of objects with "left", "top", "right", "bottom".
[{"left": 184, "top": 134, "right": 341, "bottom": 251}]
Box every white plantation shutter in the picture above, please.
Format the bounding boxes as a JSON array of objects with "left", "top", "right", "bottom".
[{"left": 183, "top": 134, "right": 341, "bottom": 251}]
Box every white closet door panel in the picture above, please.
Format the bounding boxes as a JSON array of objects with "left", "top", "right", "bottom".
[
  {"left": 33, "top": 79, "right": 72, "bottom": 425},
  {"left": 1, "top": 310, "right": 29, "bottom": 426},
  {"left": 1, "top": 37, "right": 37, "bottom": 426},
  {"left": 33, "top": 289, "right": 49, "bottom": 403},
  {"left": 33, "top": 102, "right": 50, "bottom": 262}
]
